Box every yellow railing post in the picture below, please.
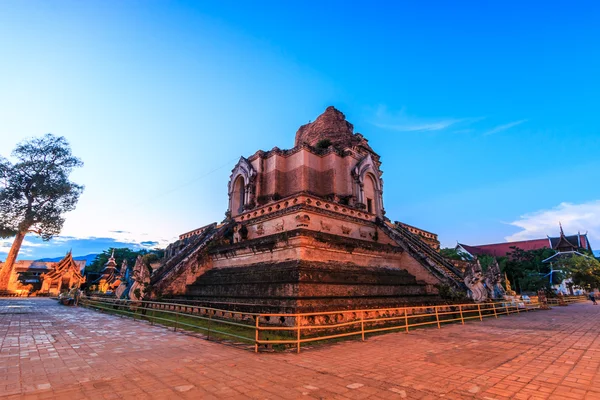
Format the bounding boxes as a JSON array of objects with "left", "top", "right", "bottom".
[
  {"left": 207, "top": 311, "right": 212, "bottom": 340},
  {"left": 361, "top": 311, "right": 365, "bottom": 341},
  {"left": 296, "top": 315, "right": 301, "bottom": 354},
  {"left": 82, "top": 294, "right": 559, "bottom": 353},
  {"left": 516, "top": 302, "right": 520, "bottom": 314},
  {"left": 254, "top": 316, "right": 259, "bottom": 353}
]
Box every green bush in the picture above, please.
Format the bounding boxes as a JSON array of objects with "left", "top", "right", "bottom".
[{"left": 316, "top": 139, "right": 332, "bottom": 149}]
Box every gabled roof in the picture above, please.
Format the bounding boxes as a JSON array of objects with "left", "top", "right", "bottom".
[
  {"left": 43, "top": 252, "right": 84, "bottom": 281},
  {"left": 549, "top": 234, "right": 588, "bottom": 250},
  {"left": 458, "top": 229, "right": 593, "bottom": 260},
  {"left": 11, "top": 260, "right": 55, "bottom": 272},
  {"left": 457, "top": 238, "right": 551, "bottom": 258},
  {"left": 8, "top": 259, "right": 86, "bottom": 273}
]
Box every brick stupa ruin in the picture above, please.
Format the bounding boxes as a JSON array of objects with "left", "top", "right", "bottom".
[{"left": 150, "top": 107, "right": 463, "bottom": 312}]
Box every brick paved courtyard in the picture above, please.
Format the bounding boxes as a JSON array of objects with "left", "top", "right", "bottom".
[{"left": 1, "top": 298, "right": 599, "bottom": 400}]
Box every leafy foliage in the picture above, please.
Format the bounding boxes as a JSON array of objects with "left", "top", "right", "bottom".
[
  {"left": 315, "top": 139, "right": 332, "bottom": 149},
  {"left": 500, "top": 247, "right": 559, "bottom": 292},
  {"left": 440, "top": 247, "right": 465, "bottom": 261},
  {"left": 142, "top": 252, "right": 162, "bottom": 272},
  {"left": 564, "top": 255, "right": 600, "bottom": 290},
  {"left": 86, "top": 247, "right": 163, "bottom": 274},
  {"left": 0, "top": 134, "right": 84, "bottom": 240},
  {"left": 477, "top": 254, "right": 496, "bottom": 271}
]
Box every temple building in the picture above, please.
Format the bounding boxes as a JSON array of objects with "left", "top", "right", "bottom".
[
  {"left": 92, "top": 251, "right": 123, "bottom": 293},
  {"left": 39, "top": 252, "right": 86, "bottom": 295},
  {"left": 0, "top": 256, "right": 85, "bottom": 294},
  {"left": 150, "top": 107, "right": 463, "bottom": 311},
  {"left": 456, "top": 225, "right": 593, "bottom": 260},
  {"left": 457, "top": 225, "right": 594, "bottom": 295}
]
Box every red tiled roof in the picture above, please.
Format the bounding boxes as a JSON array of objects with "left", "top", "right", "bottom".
[
  {"left": 458, "top": 238, "right": 551, "bottom": 257},
  {"left": 580, "top": 234, "right": 589, "bottom": 250}
]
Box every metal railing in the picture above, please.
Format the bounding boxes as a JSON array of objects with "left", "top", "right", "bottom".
[
  {"left": 79, "top": 295, "right": 588, "bottom": 353},
  {"left": 546, "top": 295, "right": 588, "bottom": 306},
  {"left": 79, "top": 297, "right": 258, "bottom": 345}
]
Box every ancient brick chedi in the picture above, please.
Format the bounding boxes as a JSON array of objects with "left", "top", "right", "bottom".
[{"left": 150, "top": 107, "right": 463, "bottom": 311}]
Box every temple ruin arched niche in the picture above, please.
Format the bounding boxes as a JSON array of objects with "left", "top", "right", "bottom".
[
  {"left": 231, "top": 176, "right": 245, "bottom": 215},
  {"left": 352, "top": 153, "right": 384, "bottom": 217},
  {"left": 227, "top": 157, "right": 256, "bottom": 217}
]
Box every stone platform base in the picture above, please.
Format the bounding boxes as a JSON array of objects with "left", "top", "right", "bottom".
[{"left": 181, "top": 260, "right": 439, "bottom": 313}]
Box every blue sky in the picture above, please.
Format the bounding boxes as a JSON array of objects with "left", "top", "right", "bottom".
[{"left": 1, "top": 1, "right": 599, "bottom": 260}]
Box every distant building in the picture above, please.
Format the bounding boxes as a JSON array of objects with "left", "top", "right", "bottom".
[
  {"left": 456, "top": 225, "right": 592, "bottom": 259},
  {"left": 39, "top": 252, "right": 86, "bottom": 295},
  {"left": 457, "top": 225, "right": 594, "bottom": 294},
  {"left": 91, "top": 250, "right": 123, "bottom": 293},
  {"left": 1, "top": 257, "right": 86, "bottom": 292}
]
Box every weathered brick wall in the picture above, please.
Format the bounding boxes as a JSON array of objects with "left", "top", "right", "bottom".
[
  {"left": 294, "top": 106, "right": 354, "bottom": 147},
  {"left": 185, "top": 260, "right": 438, "bottom": 312},
  {"left": 260, "top": 166, "right": 339, "bottom": 199}
]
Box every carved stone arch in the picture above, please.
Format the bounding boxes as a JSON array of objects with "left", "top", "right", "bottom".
[
  {"left": 228, "top": 157, "right": 256, "bottom": 217},
  {"left": 352, "top": 154, "right": 384, "bottom": 217}
]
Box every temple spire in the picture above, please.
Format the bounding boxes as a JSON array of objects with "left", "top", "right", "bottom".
[{"left": 559, "top": 222, "right": 564, "bottom": 236}]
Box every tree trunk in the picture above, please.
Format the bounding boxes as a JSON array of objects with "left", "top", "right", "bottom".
[{"left": 0, "top": 232, "right": 26, "bottom": 291}]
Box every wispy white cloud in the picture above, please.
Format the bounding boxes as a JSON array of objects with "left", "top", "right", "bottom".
[
  {"left": 0, "top": 239, "right": 47, "bottom": 254},
  {"left": 483, "top": 119, "right": 528, "bottom": 136},
  {"left": 375, "top": 119, "right": 467, "bottom": 132},
  {"left": 0, "top": 231, "right": 174, "bottom": 260},
  {"left": 371, "top": 106, "right": 483, "bottom": 133},
  {"left": 506, "top": 200, "right": 600, "bottom": 243}
]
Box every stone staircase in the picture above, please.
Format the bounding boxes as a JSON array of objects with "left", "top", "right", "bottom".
[
  {"left": 378, "top": 220, "right": 464, "bottom": 287},
  {"left": 151, "top": 222, "right": 234, "bottom": 291}
]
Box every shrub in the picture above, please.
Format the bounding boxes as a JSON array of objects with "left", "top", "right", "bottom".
[{"left": 316, "top": 139, "right": 332, "bottom": 149}]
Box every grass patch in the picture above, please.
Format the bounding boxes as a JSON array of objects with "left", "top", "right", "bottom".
[
  {"left": 79, "top": 299, "right": 540, "bottom": 352},
  {"left": 80, "top": 300, "right": 293, "bottom": 349}
]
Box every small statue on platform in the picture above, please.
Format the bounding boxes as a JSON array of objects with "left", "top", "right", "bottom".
[
  {"left": 464, "top": 258, "right": 488, "bottom": 302},
  {"left": 484, "top": 258, "right": 506, "bottom": 299},
  {"left": 504, "top": 272, "right": 517, "bottom": 296}
]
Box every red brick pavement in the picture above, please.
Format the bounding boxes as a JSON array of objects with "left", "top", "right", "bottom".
[{"left": 1, "top": 298, "right": 600, "bottom": 399}]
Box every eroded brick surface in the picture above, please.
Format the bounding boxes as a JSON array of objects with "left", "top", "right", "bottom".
[{"left": 1, "top": 298, "right": 600, "bottom": 399}]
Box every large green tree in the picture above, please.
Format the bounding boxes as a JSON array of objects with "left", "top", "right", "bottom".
[
  {"left": 0, "top": 134, "right": 83, "bottom": 290},
  {"left": 564, "top": 255, "right": 600, "bottom": 290},
  {"left": 86, "top": 248, "right": 164, "bottom": 275},
  {"left": 440, "top": 247, "right": 466, "bottom": 261},
  {"left": 503, "top": 247, "right": 558, "bottom": 292},
  {"left": 87, "top": 248, "right": 145, "bottom": 274}
]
